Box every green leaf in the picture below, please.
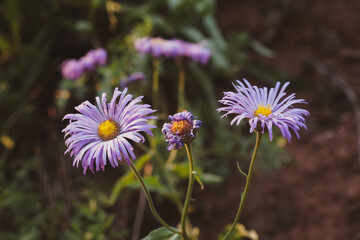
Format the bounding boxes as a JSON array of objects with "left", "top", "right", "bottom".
[
  {"left": 250, "top": 40, "right": 274, "bottom": 58},
  {"left": 203, "top": 15, "right": 226, "bottom": 50},
  {"left": 206, "top": 40, "right": 230, "bottom": 69},
  {"left": 201, "top": 173, "right": 223, "bottom": 183},
  {"left": 142, "top": 227, "right": 181, "bottom": 240},
  {"left": 74, "top": 20, "right": 92, "bottom": 33},
  {"left": 171, "top": 162, "right": 223, "bottom": 184},
  {"left": 181, "top": 26, "right": 205, "bottom": 42},
  {"left": 109, "top": 150, "right": 155, "bottom": 205},
  {"left": 167, "top": 0, "right": 182, "bottom": 10},
  {"left": 218, "top": 223, "right": 259, "bottom": 240},
  {"left": 127, "top": 176, "right": 170, "bottom": 196}
]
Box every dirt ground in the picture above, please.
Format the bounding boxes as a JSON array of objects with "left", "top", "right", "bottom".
[{"left": 194, "top": 1, "right": 360, "bottom": 239}]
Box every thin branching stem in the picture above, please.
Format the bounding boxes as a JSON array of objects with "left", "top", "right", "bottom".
[
  {"left": 180, "top": 143, "right": 195, "bottom": 240},
  {"left": 129, "top": 162, "right": 181, "bottom": 235},
  {"left": 223, "top": 132, "right": 262, "bottom": 240}
]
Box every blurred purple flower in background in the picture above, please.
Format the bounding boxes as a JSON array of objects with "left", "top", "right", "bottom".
[
  {"left": 218, "top": 79, "right": 309, "bottom": 142},
  {"left": 162, "top": 110, "right": 202, "bottom": 151},
  {"left": 120, "top": 72, "right": 146, "bottom": 89},
  {"left": 62, "top": 88, "right": 157, "bottom": 174},
  {"left": 60, "top": 48, "right": 107, "bottom": 81},
  {"left": 60, "top": 59, "right": 84, "bottom": 81},
  {"left": 134, "top": 37, "right": 152, "bottom": 55},
  {"left": 184, "top": 42, "right": 211, "bottom": 65},
  {"left": 134, "top": 37, "right": 211, "bottom": 64},
  {"left": 91, "top": 48, "right": 107, "bottom": 66}
]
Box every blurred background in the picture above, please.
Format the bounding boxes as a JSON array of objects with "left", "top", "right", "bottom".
[{"left": 1, "top": 0, "right": 359, "bottom": 239}]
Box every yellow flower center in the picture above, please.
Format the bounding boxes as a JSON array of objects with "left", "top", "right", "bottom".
[
  {"left": 98, "top": 120, "right": 120, "bottom": 141},
  {"left": 254, "top": 104, "right": 272, "bottom": 117},
  {"left": 171, "top": 120, "right": 192, "bottom": 136}
]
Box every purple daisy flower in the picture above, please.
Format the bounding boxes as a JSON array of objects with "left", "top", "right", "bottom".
[
  {"left": 63, "top": 88, "right": 157, "bottom": 174},
  {"left": 61, "top": 59, "right": 84, "bottom": 81},
  {"left": 218, "top": 79, "right": 309, "bottom": 142},
  {"left": 162, "top": 110, "right": 202, "bottom": 151}
]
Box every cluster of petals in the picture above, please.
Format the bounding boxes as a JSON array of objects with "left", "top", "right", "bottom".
[
  {"left": 134, "top": 37, "right": 211, "bottom": 64},
  {"left": 218, "top": 79, "right": 309, "bottom": 142},
  {"left": 120, "top": 72, "right": 146, "bottom": 89},
  {"left": 162, "top": 110, "right": 202, "bottom": 151},
  {"left": 62, "top": 88, "right": 157, "bottom": 174},
  {"left": 61, "top": 48, "right": 107, "bottom": 81}
]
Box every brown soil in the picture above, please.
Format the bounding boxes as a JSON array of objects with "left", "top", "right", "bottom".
[{"left": 194, "top": 1, "right": 360, "bottom": 239}]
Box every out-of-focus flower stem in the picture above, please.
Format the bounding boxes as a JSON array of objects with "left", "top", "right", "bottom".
[
  {"left": 180, "top": 143, "right": 195, "bottom": 240},
  {"left": 222, "top": 131, "right": 262, "bottom": 240},
  {"left": 129, "top": 162, "right": 180, "bottom": 235},
  {"left": 178, "top": 61, "right": 185, "bottom": 112},
  {"left": 152, "top": 58, "right": 160, "bottom": 110}
]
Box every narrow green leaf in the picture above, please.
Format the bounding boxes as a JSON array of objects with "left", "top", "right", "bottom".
[
  {"left": 201, "top": 173, "right": 223, "bottom": 183},
  {"left": 181, "top": 26, "right": 205, "bottom": 42},
  {"left": 203, "top": 15, "right": 227, "bottom": 50},
  {"left": 250, "top": 40, "right": 275, "bottom": 58},
  {"left": 205, "top": 40, "right": 230, "bottom": 69}
]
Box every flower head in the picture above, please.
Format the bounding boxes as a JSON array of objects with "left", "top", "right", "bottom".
[
  {"left": 79, "top": 55, "right": 97, "bottom": 71},
  {"left": 184, "top": 42, "right": 211, "bottom": 65},
  {"left": 79, "top": 48, "right": 107, "bottom": 70},
  {"left": 61, "top": 59, "right": 84, "bottom": 81},
  {"left": 63, "top": 88, "right": 157, "bottom": 174},
  {"left": 134, "top": 37, "right": 211, "bottom": 64},
  {"left": 218, "top": 79, "right": 309, "bottom": 142},
  {"left": 162, "top": 110, "right": 202, "bottom": 151},
  {"left": 61, "top": 48, "right": 107, "bottom": 80},
  {"left": 91, "top": 48, "right": 107, "bottom": 66}
]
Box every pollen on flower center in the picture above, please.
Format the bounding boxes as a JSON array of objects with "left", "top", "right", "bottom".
[
  {"left": 171, "top": 120, "right": 192, "bottom": 135},
  {"left": 254, "top": 104, "right": 272, "bottom": 117},
  {"left": 98, "top": 120, "right": 120, "bottom": 141}
]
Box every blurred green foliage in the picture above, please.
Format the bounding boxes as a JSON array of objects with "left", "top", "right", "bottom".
[{"left": 0, "top": 0, "right": 292, "bottom": 239}]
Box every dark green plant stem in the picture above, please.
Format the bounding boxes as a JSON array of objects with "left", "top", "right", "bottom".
[
  {"left": 152, "top": 58, "right": 160, "bottom": 110},
  {"left": 180, "top": 143, "right": 195, "bottom": 240},
  {"left": 222, "top": 132, "right": 262, "bottom": 240},
  {"left": 129, "top": 162, "right": 180, "bottom": 235}
]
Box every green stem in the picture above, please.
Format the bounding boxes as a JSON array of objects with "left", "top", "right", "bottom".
[
  {"left": 180, "top": 144, "right": 195, "bottom": 240},
  {"left": 178, "top": 64, "right": 185, "bottom": 112},
  {"left": 129, "top": 162, "right": 180, "bottom": 235},
  {"left": 152, "top": 58, "right": 160, "bottom": 110},
  {"left": 222, "top": 132, "right": 262, "bottom": 240}
]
